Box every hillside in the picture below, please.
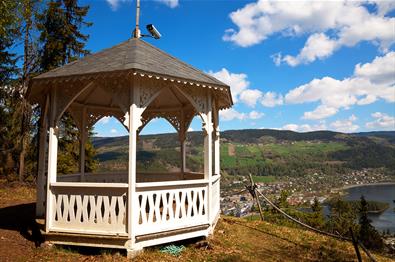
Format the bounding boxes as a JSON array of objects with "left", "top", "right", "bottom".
[
  {"left": 0, "top": 181, "right": 393, "bottom": 262},
  {"left": 92, "top": 129, "right": 395, "bottom": 177}
]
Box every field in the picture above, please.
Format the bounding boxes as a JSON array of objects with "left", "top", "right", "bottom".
[{"left": 1, "top": 179, "right": 393, "bottom": 261}]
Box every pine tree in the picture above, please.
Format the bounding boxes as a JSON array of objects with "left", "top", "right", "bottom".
[
  {"left": 37, "top": 0, "right": 96, "bottom": 174},
  {"left": 0, "top": 0, "right": 21, "bottom": 178},
  {"left": 358, "top": 195, "right": 383, "bottom": 250},
  {"left": 326, "top": 198, "right": 358, "bottom": 236},
  {"left": 309, "top": 197, "right": 325, "bottom": 229}
]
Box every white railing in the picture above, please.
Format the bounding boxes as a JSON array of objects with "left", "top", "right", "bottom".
[
  {"left": 49, "top": 182, "right": 128, "bottom": 236},
  {"left": 211, "top": 175, "right": 221, "bottom": 219},
  {"left": 135, "top": 180, "right": 209, "bottom": 236},
  {"left": 57, "top": 172, "right": 204, "bottom": 183}
]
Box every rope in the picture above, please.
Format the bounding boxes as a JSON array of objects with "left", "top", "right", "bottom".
[{"left": 255, "top": 189, "right": 376, "bottom": 262}]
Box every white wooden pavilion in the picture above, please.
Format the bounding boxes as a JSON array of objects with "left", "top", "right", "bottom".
[{"left": 27, "top": 37, "right": 232, "bottom": 256}]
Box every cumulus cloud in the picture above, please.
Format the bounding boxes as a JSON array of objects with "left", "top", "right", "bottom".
[
  {"left": 285, "top": 52, "right": 395, "bottom": 119},
  {"left": 106, "top": 0, "right": 129, "bottom": 10},
  {"left": 330, "top": 115, "right": 359, "bottom": 133},
  {"left": 156, "top": 0, "right": 179, "bottom": 8},
  {"left": 366, "top": 112, "right": 395, "bottom": 129},
  {"left": 248, "top": 110, "right": 264, "bottom": 119},
  {"left": 209, "top": 68, "right": 266, "bottom": 108},
  {"left": 106, "top": 0, "right": 178, "bottom": 10},
  {"left": 261, "top": 91, "right": 284, "bottom": 107},
  {"left": 110, "top": 128, "right": 118, "bottom": 134},
  {"left": 224, "top": 1, "right": 395, "bottom": 66},
  {"left": 98, "top": 116, "right": 111, "bottom": 124},
  {"left": 282, "top": 122, "right": 326, "bottom": 132},
  {"left": 209, "top": 68, "right": 250, "bottom": 103},
  {"left": 239, "top": 89, "right": 263, "bottom": 107},
  {"left": 219, "top": 108, "right": 264, "bottom": 121}
]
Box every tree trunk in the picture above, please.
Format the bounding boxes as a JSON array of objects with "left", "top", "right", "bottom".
[{"left": 18, "top": 0, "right": 32, "bottom": 182}]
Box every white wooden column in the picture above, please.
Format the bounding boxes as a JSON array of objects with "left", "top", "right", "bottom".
[
  {"left": 127, "top": 82, "right": 142, "bottom": 252},
  {"left": 214, "top": 107, "right": 220, "bottom": 176},
  {"left": 203, "top": 92, "right": 213, "bottom": 224},
  {"left": 180, "top": 109, "right": 187, "bottom": 174},
  {"left": 36, "top": 96, "right": 49, "bottom": 217},
  {"left": 45, "top": 89, "right": 58, "bottom": 232},
  {"left": 79, "top": 107, "right": 86, "bottom": 181},
  {"left": 180, "top": 139, "right": 187, "bottom": 173}
]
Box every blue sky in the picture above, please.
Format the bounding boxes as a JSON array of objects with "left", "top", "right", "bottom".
[{"left": 46, "top": 1, "right": 395, "bottom": 136}]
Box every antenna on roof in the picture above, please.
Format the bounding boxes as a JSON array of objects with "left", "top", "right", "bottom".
[{"left": 132, "top": 0, "right": 162, "bottom": 40}]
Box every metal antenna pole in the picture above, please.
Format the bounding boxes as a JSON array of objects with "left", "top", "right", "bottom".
[{"left": 133, "top": 0, "right": 141, "bottom": 38}]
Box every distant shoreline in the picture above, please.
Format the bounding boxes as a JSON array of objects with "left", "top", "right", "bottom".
[{"left": 341, "top": 181, "right": 395, "bottom": 191}]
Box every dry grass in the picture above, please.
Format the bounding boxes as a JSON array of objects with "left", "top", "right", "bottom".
[{"left": 0, "top": 180, "right": 393, "bottom": 261}]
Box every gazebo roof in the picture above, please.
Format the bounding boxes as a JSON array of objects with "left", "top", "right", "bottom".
[
  {"left": 28, "top": 38, "right": 232, "bottom": 111},
  {"left": 34, "top": 38, "right": 228, "bottom": 88}
]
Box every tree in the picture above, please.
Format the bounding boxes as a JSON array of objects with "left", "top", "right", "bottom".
[
  {"left": 37, "top": 0, "right": 96, "bottom": 174},
  {"left": 326, "top": 198, "right": 358, "bottom": 236},
  {"left": 358, "top": 195, "right": 383, "bottom": 250},
  {"left": 0, "top": 0, "right": 21, "bottom": 178},
  {"left": 309, "top": 197, "right": 325, "bottom": 229}
]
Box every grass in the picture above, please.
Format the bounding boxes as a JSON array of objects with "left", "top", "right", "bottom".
[
  {"left": 0, "top": 180, "right": 393, "bottom": 261},
  {"left": 251, "top": 175, "right": 277, "bottom": 183}
]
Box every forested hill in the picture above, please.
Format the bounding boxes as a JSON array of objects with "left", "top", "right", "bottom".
[
  {"left": 93, "top": 129, "right": 395, "bottom": 148},
  {"left": 92, "top": 129, "right": 395, "bottom": 176}
]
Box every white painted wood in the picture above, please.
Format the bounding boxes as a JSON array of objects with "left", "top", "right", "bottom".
[
  {"left": 50, "top": 184, "right": 127, "bottom": 235},
  {"left": 36, "top": 96, "right": 49, "bottom": 217},
  {"left": 214, "top": 108, "right": 220, "bottom": 176},
  {"left": 79, "top": 107, "right": 86, "bottom": 181},
  {"left": 204, "top": 92, "right": 213, "bottom": 225},
  {"left": 51, "top": 182, "right": 128, "bottom": 188},
  {"left": 45, "top": 89, "right": 58, "bottom": 232},
  {"left": 135, "top": 182, "right": 209, "bottom": 235}
]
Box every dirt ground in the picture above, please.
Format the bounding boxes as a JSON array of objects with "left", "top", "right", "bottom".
[{"left": 0, "top": 180, "right": 394, "bottom": 262}]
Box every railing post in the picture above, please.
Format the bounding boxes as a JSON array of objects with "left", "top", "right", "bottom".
[
  {"left": 45, "top": 89, "right": 58, "bottom": 232},
  {"left": 204, "top": 92, "right": 213, "bottom": 227},
  {"left": 36, "top": 96, "right": 49, "bottom": 217}
]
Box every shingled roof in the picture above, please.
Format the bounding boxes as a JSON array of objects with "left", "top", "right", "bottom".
[{"left": 33, "top": 38, "right": 228, "bottom": 88}]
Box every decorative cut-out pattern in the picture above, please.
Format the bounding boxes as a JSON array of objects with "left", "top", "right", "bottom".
[
  {"left": 51, "top": 188, "right": 127, "bottom": 234},
  {"left": 136, "top": 186, "right": 208, "bottom": 235},
  {"left": 139, "top": 79, "right": 163, "bottom": 108}
]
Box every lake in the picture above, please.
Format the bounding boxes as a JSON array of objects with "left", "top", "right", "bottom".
[{"left": 343, "top": 183, "right": 395, "bottom": 233}]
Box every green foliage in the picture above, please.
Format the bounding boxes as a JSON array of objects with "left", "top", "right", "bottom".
[
  {"left": 37, "top": 0, "right": 96, "bottom": 175},
  {"left": 326, "top": 198, "right": 359, "bottom": 236},
  {"left": 308, "top": 198, "right": 325, "bottom": 229},
  {"left": 358, "top": 195, "right": 383, "bottom": 250},
  {"left": 37, "top": 0, "right": 91, "bottom": 71}
]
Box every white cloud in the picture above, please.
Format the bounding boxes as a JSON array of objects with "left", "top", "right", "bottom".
[
  {"left": 303, "top": 105, "right": 338, "bottom": 120},
  {"left": 106, "top": 0, "right": 129, "bottom": 11},
  {"left": 282, "top": 122, "right": 326, "bottom": 132},
  {"left": 366, "top": 112, "right": 395, "bottom": 129},
  {"left": 219, "top": 108, "right": 264, "bottom": 121},
  {"left": 248, "top": 110, "right": 264, "bottom": 119},
  {"left": 284, "top": 52, "right": 395, "bottom": 119},
  {"left": 354, "top": 51, "right": 395, "bottom": 85},
  {"left": 220, "top": 108, "right": 246, "bottom": 121},
  {"left": 280, "top": 33, "right": 338, "bottom": 66},
  {"left": 98, "top": 116, "right": 111, "bottom": 124},
  {"left": 209, "top": 68, "right": 250, "bottom": 103},
  {"left": 261, "top": 91, "right": 284, "bottom": 107},
  {"left": 239, "top": 89, "right": 262, "bottom": 107},
  {"left": 156, "top": 0, "right": 179, "bottom": 8},
  {"left": 330, "top": 115, "right": 359, "bottom": 133},
  {"left": 224, "top": 1, "right": 395, "bottom": 65},
  {"left": 188, "top": 127, "right": 194, "bottom": 132},
  {"left": 106, "top": 0, "right": 178, "bottom": 10},
  {"left": 110, "top": 128, "right": 118, "bottom": 134}
]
